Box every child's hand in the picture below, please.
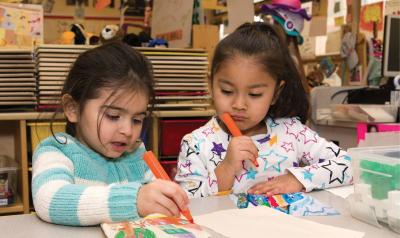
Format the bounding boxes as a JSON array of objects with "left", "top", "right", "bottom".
[
  {"left": 247, "top": 173, "right": 304, "bottom": 196},
  {"left": 137, "top": 179, "right": 189, "bottom": 217},
  {"left": 221, "top": 136, "right": 258, "bottom": 174}
]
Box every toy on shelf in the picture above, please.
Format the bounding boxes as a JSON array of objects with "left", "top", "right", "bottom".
[
  {"left": 71, "top": 24, "right": 87, "bottom": 45},
  {"left": 261, "top": 0, "right": 311, "bottom": 45},
  {"left": 59, "top": 31, "right": 75, "bottom": 45},
  {"left": 100, "top": 24, "right": 124, "bottom": 44},
  {"left": 66, "top": 24, "right": 99, "bottom": 45}
]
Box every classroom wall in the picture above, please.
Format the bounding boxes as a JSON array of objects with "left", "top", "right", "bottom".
[{"left": 43, "top": 0, "right": 144, "bottom": 44}]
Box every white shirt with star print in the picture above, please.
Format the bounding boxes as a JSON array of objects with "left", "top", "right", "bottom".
[{"left": 175, "top": 117, "right": 353, "bottom": 198}]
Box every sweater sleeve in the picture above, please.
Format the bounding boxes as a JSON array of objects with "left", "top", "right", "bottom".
[
  {"left": 175, "top": 133, "right": 218, "bottom": 198},
  {"left": 32, "top": 145, "right": 143, "bottom": 226},
  {"left": 286, "top": 120, "right": 353, "bottom": 192}
]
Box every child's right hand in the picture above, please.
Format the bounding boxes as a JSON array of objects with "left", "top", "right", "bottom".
[
  {"left": 215, "top": 136, "right": 258, "bottom": 191},
  {"left": 137, "top": 179, "right": 189, "bottom": 217},
  {"left": 221, "top": 136, "right": 258, "bottom": 173}
]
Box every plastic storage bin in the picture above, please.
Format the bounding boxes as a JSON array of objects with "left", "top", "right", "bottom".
[
  {"left": 348, "top": 146, "right": 400, "bottom": 233},
  {"left": 28, "top": 122, "right": 66, "bottom": 151},
  {"left": 331, "top": 104, "right": 398, "bottom": 123},
  {"left": 159, "top": 119, "right": 208, "bottom": 156},
  {"left": 0, "top": 155, "right": 18, "bottom": 206}
]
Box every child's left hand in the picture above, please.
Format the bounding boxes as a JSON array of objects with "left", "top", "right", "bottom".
[{"left": 247, "top": 173, "right": 304, "bottom": 196}]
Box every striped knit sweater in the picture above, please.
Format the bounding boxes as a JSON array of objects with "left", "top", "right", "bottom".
[{"left": 32, "top": 132, "right": 152, "bottom": 226}]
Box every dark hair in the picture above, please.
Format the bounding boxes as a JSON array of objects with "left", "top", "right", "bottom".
[
  {"left": 59, "top": 42, "right": 154, "bottom": 137},
  {"left": 211, "top": 22, "right": 309, "bottom": 123}
]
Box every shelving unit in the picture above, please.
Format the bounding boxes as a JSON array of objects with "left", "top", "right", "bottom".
[
  {"left": 0, "top": 109, "right": 215, "bottom": 215},
  {"left": 0, "top": 44, "right": 213, "bottom": 215},
  {"left": 0, "top": 112, "right": 63, "bottom": 214},
  {"left": 151, "top": 110, "right": 215, "bottom": 157}
]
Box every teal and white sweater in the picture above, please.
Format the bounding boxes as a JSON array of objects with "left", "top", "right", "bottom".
[{"left": 32, "top": 132, "right": 152, "bottom": 226}]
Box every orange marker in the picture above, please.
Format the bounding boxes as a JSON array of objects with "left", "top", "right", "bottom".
[
  {"left": 220, "top": 113, "right": 259, "bottom": 167},
  {"left": 143, "top": 151, "right": 194, "bottom": 223}
]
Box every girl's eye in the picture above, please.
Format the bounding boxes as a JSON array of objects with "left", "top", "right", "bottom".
[
  {"left": 132, "top": 118, "right": 143, "bottom": 125},
  {"left": 249, "top": 93, "right": 262, "bottom": 97},
  {"left": 106, "top": 113, "right": 120, "bottom": 121},
  {"left": 221, "top": 89, "right": 233, "bottom": 95}
]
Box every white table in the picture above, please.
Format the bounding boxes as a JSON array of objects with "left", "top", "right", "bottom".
[{"left": 0, "top": 190, "right": 398, "bottom": 238}]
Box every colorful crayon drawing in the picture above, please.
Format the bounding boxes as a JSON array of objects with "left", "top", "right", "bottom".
[
  {"left": 234, "top": 192, "right": 339, "bottom": 216},
  {"left": 101, "top": 214, "right": 210, "bottom": 238},
  {"left": 0, "top": 3, "right": 43, "bottom": 48}
]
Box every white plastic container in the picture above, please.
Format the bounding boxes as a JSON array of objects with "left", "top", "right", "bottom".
[
  {"left": 0, "top": 155, "right": 18, "bottom": 206},
  {"left": 348, "top": 146, "right": 400, "bottom": 233}
]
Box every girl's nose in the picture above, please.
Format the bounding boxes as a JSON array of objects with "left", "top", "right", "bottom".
[
  {"left": 232, "top": 95, "right": 247, "bottom": 110},
  {"left": 119, "top": 120, "right": 133, "bottom": 136}
]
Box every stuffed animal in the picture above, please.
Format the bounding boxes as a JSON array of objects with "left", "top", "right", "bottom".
[
  {"left": 100, "top": 24, "right": 124, "bottom": 44},
  {"left": 70, "top": 23, "right": 86, "bottom": 45},
  {"left": 59, "top": 31, "right": 75, "bottom": 45}
]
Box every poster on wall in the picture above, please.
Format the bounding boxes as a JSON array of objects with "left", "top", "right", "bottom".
[
  {"left": 384, "top": 0, "right": 400, "bottom": 16},
  {"left": 151, "top": 0, "right": 194, "bottom": 48},
  {"left": 66, "top": 0, "right": 89, "bottom": 6},
  {"left": 326, "top": 0, "right": 347, "bottom": 33},
  {"left": 123, "top": 0, "right": 145, "bottom": 17},
  {"left": 360, "top": 1, "right": 383, "bottom": 34},
  {"left": 0, "top": 3, "right": 43, "bottom": 49}
]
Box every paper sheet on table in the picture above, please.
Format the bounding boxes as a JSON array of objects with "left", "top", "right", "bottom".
[
  {"left": 325, "top": 185, "right": 354, "bottom": 199},
  {"left": 194, "top": 206, "right": 364, "bottom": 238}
]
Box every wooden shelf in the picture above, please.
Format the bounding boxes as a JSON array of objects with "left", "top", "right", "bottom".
[
  {"left": 151, "top": 109, "right": 215, "bottom": 157},
  {"left": 0, "top": 110, "right": 216, "bottom": 121},
  {"left": 153, "top": 109, "right": 215, "bottom": 118},
  {"left": 0, "top": 195, "right": 23, "bottom": 214},
  {"left": 0, "top": 112, "right": 64, "bottom": 121}
]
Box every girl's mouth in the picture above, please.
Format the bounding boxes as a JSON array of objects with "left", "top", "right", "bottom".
[
  {"left": 231, "top": 116, "right": 246, "bottom": 122},
  {"left": 111, "top": 142, "right": 128, "bottom": 152}
]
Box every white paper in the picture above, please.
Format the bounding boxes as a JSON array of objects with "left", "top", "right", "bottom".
[
  {"left": 195, "top": 206, "right": 365, "bottom": 238},
  {"left": 327, "top": 0, "right": 347, "bottom": 32},
  {"left": 326, "top": 185, "right": 355, "bottom": 199},
  {"left": 151, "top": 0, "right": 194, "bottom": 48},
  {"left": 315, "top": 36, "right": 327, "bottom": 56},
  {"left": 384, "top": 0, "right": 400, "bottom": 16}
]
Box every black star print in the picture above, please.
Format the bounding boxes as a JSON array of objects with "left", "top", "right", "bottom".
[
  {"left": 183, "top": 140, "right": 197, "bottom": 157},
  {"left": 188, "top": 181, "right": 202, "bottom": 196},
  {"left": 327, "top": 146, "right": 341, "bottom": 157},
  {"left": 321, "top": 160, "right": 348, "bottom": 184},
  {"left": 209, "top": 153, "right": 222, "bottom": 166}
]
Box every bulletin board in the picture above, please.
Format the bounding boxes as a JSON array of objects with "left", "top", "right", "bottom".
[{"left": 0, "top": 3, "right": 43, "bottom": 49}]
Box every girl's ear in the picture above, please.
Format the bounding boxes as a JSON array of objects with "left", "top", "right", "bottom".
[
  {"left": 62, "top": 94, "right": 79, "bottom": 123},
  {"left": 271, "top": 80, "right": 285, "bottom": 105}
]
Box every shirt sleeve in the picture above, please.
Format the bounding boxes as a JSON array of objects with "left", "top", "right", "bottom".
[
  {"left": 175, "top": 133, "right": 219, "bottom": 198},
  {"left": 32, "top": 145, "right": 143, "bottom": 226},
  {"left": 286, "top": 121, "right": 353, "bottom": 192}
]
